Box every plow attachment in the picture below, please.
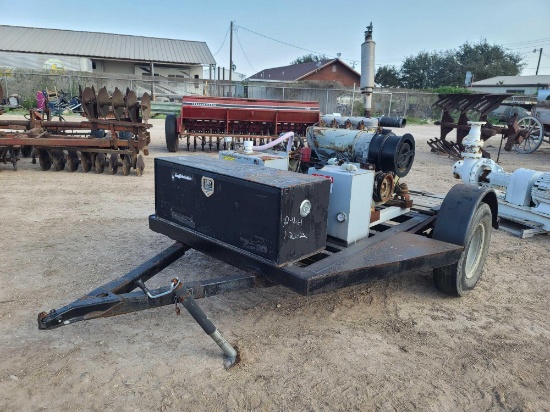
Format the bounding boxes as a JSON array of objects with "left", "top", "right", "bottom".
[{"left": 427, "top": 93, "right": 538, "bottom": 159}]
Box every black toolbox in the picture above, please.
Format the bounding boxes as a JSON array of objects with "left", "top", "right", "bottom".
[{"left": 153, "top": 156, "right": 330, "bottom": 265}]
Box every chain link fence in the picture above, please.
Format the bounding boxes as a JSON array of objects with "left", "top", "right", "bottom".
[{"left": 2, "top": 69, "right": 442, "bottom": 119}]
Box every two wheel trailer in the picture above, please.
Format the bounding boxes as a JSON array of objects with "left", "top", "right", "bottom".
[{"left": 38, "top": 155, "right": 498, "bottom": 368}]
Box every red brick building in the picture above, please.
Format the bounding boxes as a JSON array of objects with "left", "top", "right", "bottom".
[{"left": 248, "top": 59, "right": 360, "bottom": 87}]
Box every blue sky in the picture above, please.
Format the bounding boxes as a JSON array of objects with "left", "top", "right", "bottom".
[{"left": 1, "top": 0, "right": 550, "bottom": 77}]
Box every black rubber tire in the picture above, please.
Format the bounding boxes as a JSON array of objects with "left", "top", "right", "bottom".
[
  {"left": 165, "top": 114, "right": 179, "bottom": 152},
  {"left": 433, "top": 203, "right": 492, "bottom": 296}
]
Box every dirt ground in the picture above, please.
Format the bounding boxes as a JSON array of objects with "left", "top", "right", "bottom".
[{"left": 1, "top": 117, "right": 549, "bottom": 412}]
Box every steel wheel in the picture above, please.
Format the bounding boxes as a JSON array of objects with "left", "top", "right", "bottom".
[
  {"left": 135, "top": 154, "right": 145, "bottom": 177},
  {"left": 80, "top": 152, "right": 92, "bottom": 173},
  {"left": 515, "top": 116, "right": 544, "bottom": 154},
  {"left": 51, "top": 150, "right": 66, "bottom": 172},
  {"left": 66, "top": 151, "right": 79, "bottom": 172},
  {"left": 95, "top": 153, "right": 106, "bottom": 174},
  {"left": 464, "top": 222, "right": 486, "bottom": 279},
  {"left": 122, "top": 154, "right": 131, "bottom": 176},
  {"left": 38, "top": 149, "right": 52, "bottom": 171},
  {"left": 109, "top": 153, "right": 119, "bottom": 175}
]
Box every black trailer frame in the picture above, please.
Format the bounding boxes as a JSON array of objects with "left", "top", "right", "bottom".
[{"left": 38, "top": 184, "right": 498, "bottom": 368}]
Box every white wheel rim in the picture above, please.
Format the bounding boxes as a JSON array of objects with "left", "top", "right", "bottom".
[{"left": 465, "top": 223, "right": 485, "bottom": 279}]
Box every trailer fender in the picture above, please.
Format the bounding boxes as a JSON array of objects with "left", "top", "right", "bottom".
[{"left": 433, "top": 184, "right": 498, "bottom": 247}]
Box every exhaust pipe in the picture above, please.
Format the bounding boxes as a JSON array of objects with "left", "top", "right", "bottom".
[{"left": 360, "top": 23, "right": 375, "bottom": 118}]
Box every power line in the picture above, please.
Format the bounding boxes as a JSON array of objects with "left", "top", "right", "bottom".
[
  {"left": 234, "top": 28, "right": 257, "bottom": 73},
  {"left": 235, "top": 24, "right": 360, "bottom": 65},
  {"left": 212, "top": 23, "right": 230, "bottom": 56},
  {"left": 506, "top": 44, "right": 550, "bottom": 51},
  {"left": 236, "top": 25, "right": 325, "bottom": 55},
  {"left": 502, "top": 37, "right": 550, "bottom": 46}
]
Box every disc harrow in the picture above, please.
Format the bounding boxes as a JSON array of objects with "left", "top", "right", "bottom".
[{"left": 0, "top": 85, "right": 152, "bottom": 176}]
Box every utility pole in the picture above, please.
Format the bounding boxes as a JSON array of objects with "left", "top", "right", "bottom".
[
  {"left": 534, "top": 48, "right": 543, "bottom": 75},
  {"left": 229, "top": 21, "right": 234, "bottom": 82}
]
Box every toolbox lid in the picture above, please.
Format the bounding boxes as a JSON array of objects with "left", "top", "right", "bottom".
[{"left": 156, "top": 155, "right": 326, "bottom": 189}]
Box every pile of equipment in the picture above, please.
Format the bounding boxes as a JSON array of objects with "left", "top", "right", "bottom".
[{"left": 0, "top": 85, "right": 152, "bottom": 176}]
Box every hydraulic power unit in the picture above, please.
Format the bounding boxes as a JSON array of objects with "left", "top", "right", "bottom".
[{"left": 154, "top": 156, "right": 331, "bottom": 265}]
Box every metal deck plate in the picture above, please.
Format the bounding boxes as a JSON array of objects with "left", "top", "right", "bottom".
[
  {"left": 149, "top": 214, "right": 463, "bottom": 296},
  {"left": 305, "top": 232, "right": 463, "bottom": 294}
]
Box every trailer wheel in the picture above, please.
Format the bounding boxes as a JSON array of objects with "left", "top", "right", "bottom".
[
  {"left": 165, "top": 114, "right": 179, "bottom": 152},
  {"left": 433, "top": 203, "right": 492, "bottom": 296}
]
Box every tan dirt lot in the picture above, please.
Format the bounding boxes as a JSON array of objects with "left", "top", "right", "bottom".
[{"left": 0, "top": 117, "right": 549, "bottom": 411}]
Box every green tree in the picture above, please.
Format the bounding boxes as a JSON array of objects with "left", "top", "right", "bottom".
[
  {"left": 290, "top": 54, "right": 328, "bottom": 65},
  {"left": 375, "top": 65, "right": 401, "bottom": 87},
  {"left": 399, "top": 51, "right": 441, "bottom": 89},
  {"left": 455, "top": 40, "right": 525, "bottom": 82},
  {"left": 398, "top": 40, "right": 524, "bottom": 89}
]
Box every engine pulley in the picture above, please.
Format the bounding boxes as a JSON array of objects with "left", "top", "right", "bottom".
[{"left": 373, "top": 172, "right": 395, "bottom": 202}]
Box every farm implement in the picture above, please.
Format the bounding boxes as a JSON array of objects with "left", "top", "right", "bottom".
[
  {"left": 427, "top": 93, "right": 543, "bottom": 159},
  {"left": 164, "top": 95, "right": 320, "bottom": 152},
  {"left": 0, "top": 85, "right": 152, "bottom": 176}
]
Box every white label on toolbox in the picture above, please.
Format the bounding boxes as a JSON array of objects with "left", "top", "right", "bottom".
[
  {"left": 311, "top": 173, "right": 334, "bottom": 193},
  {"left": 172, "top": 173, "right": 192, "bottom": 181},
  {"left": 201, "top": 176, "right": 215, "bottom": 197}
]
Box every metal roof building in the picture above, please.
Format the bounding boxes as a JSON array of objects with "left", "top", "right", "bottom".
[
  {"left": 0, "top": 25, "right": 216, "bottom": 79},
  {"left": 471, "top": 75, "right": 550, "bottom": 95}
]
